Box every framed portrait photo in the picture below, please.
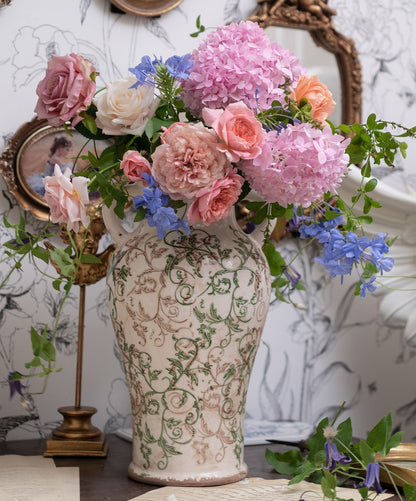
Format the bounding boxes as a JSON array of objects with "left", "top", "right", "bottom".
[{"left": 0, "top": 118, "right": 110, "bottom": 220}]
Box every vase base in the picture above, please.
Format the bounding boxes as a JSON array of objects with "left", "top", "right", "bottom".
[{"left": 128, "top": 461, "right": 248, "bottom": 486}]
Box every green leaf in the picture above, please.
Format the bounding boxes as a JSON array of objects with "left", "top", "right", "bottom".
[
  {"left": 30, "top": 326, "right": 56, "bottom": 363},
  {"left": 265, "top": 448, "right": 303, "bottom": 475},
  {"left": 321, "top": 469, "right": 337, "bottom": 499},
  {"left": 49, "top": 247, "right": 76, "bottom": 278},
  {"left": 403, "top": 483, "right": 416, "bottom": 501},
  {"left": 262, "top": 241, "right": 285, "bottom": 276},
  {"left": 358, "top": 439, "right": 375, "bottom": 464},
  {"left": 80, "top": 253, "right": 102, "bottom": 264},
  {"left": 364, "top": 178, "right": 378, "bottom": 192},
  {"left": 32, "top": 246, "right": 50, "bottom": 264},
  {"left": 366, "top": 413, "right": 392, "bottom": 455}
]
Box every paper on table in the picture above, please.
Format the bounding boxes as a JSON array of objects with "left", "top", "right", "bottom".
[
  {"left": 0, "top": 455, "right": 80, "bottom": 501},
  {"left": 128, "top": 478, "right": 393, "bottom": 501}
]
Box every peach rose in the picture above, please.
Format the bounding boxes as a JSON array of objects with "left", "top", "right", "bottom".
[
  {"left": 35, "top": 53, "right": 96, "bottom": 126},
  {"left": 43, "top": 165, "right": 90, "bottom": 232},
  {"left": 94, "top": 75, "right": 159, "bottom": 135},
  {"left": 151, "top": 122, "right": 232, "bottom": 200},
  {"left": 120, "top": 150, "right": 151, "bottom": 183},
  {"left": 188, "top": 170, "right": 244, "bottom": 226},
  {"left": 291, "top": 75, "right": 335, "bottom": 124},
  {"left": 202, "top": 102, "right": 265, "bottom": 162}
]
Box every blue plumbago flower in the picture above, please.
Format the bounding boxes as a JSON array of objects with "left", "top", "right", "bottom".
[
  {"left": 165, "top": 54, "right": 193, "bottom": 79},
  {"left": 359, "top": 276, "right": 377, "bottom": 297},
  {"left": 133, "top": 174, "right": 190, "bottom": 239},
  {"left": 129, "top": 55, "right": 159, "bottom": 87},
  {"left": 282, "top": 264, "right": 301, "bottom": 289},
  {"left": 324, "top": 441, "right": 351, "bottom": 471},
  {"left": 356, "top": 462, "right": 385, "bottom": 493},
  {"left": 8, "top": 371, "right": 26, "bottom": 399}
]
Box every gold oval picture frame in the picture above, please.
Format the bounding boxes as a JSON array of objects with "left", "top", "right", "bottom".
[
  {"left": 110, "top": 0, "right": 183, "bottom": 17},
  {"left": 0, "top": 118, "right": 110, "bottom": 221}
]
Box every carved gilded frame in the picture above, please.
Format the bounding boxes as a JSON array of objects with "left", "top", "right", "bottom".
[{"left": 248, "top": 0, "right": 362, "bottom": 125}]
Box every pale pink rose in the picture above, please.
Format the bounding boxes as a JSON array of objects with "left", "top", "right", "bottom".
[
  {"left": 43, "top": 165, "right": 90, "bottom": 232},
  {"left": 291, "top": 75, "right": 335, "bottom": 124},
  {"left": 188, "top": 171, "right": 244, "bottom": 225},
  {"left": 151, "top": 122, "right": 232, "bottom": 200},
  {"left": 202, "top": 102, "right": 265, "bottom": 162},
  {"left": 35, "top": 53, "right": 96, "bottom": 126},
  {"left": 120, "top": 150, "right": 151, "bottom": 183},
  {"left": 94, "top": 75, "right": 159, "bottom": 136}
]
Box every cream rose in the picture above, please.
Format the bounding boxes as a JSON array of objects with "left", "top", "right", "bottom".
[{"left": 94, "top": 75, "right": 159, "bottom": 135}]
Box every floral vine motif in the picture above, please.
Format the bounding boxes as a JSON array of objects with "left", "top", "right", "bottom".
[{"left": 106, "top": 222, "right": 269, "bottom": 472}]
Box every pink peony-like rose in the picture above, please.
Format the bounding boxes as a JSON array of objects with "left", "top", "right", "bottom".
[
  {"left": 35, "top": 53, "right": 96, "bottom": 126},
  {"left": 120, "top": 150, "right": 151, "bottom": 183},
  {"left": 188, "top": 170, "right": 244, "bottom": 226},
  {"left": 43, "top": 164, "right": 90, "bottom": 232},
  {"left": 181, "top": 21, "right": 305, "bottom": 116},
  {"left": 202, "top": 102, "right": 265, "bottom": 162},
  {"left": 94, "top": 75, "right": 159, "bottom": 136},
  {"left": 291, "top": 75, "right": 335, "bottom": 124},
  {"left": 240, "top": 122, "right": 350, "bottom": 207},
  {"left": 151, "top": 122, "right": 232, "bottom": 200}
]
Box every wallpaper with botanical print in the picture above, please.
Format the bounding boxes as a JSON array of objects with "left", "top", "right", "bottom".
[{"left": 1, "top": 0, "right": 416, "bottom": 443}]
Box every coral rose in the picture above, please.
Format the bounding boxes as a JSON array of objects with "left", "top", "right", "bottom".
[
  {"left": 34, "top": 53, "right": 96, "bottom": 126},
  {"left": 43, "top": 164, "right": 90, "bottom": 232},
  {"left": 291, "top": 75, "right": 335, "bottom": 124},
  {"left": 202, "top": 102, "right": 265, "bottom": 162},
  {"left": 120, "top": 150, "right": 151, "bottom": 183},
  {"left": 151, "top": 122, "right": 232, "bottom": 200},
  {"left": 188, "top": 170, "right": 244, "bottom": 226},
  {"left": 94, "top": 75, "right": 159, "bottom": 135}
]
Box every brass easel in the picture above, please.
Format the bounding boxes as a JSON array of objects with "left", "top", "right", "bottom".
[{"left": 44, "top": 207, "right": 114, "bottom": 457}]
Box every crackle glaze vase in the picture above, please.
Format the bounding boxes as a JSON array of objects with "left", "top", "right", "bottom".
[{"left": 103, "top": 207, "right": 271, "bottom": 486}]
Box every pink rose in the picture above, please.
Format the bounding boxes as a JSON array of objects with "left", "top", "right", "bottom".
[
  {"left": 120, "top": 150, "right": 151, "bottom": 183},
  {"left": 188, "top": 170, "right": 244, "bottom": 225},
  {"left": 43, "top": 165, "right": 90, "bottom": 232},
  {"left": 202, "top": 102, "right": 265, "bottom": 162},
  {"left": 35, "top": 53, "right": 96, "bottom": 126},
  {"left": 151, "top": 122, "right": 232, "bottom": 200},
  {"left": 290, "top": 75, "right": 335, "bottom": 124}
]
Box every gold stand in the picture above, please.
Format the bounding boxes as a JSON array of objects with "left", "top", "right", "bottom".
[{"left": 44, "top": 286, "right": 108, "bottom": 457}]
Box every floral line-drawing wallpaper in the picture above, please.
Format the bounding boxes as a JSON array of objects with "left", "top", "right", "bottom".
[{"left": 1, "top": 0, "right": 416, "bottom": 443}]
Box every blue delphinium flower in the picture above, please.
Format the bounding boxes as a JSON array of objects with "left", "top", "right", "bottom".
[
  {"left": 8, "top": 371, "right": 26, "bottom": 399},
  {"left": 324, "top": 441, "right": 351, "bottom": 471},
  {"left": 133, "top": 173, "right": 189, "bottom": 239},
  {"left": 356, "top": 462, "right": 385, "bottom": 493},
  {"left": 165, "top": 54, "right": 193, "bottom": 79}
]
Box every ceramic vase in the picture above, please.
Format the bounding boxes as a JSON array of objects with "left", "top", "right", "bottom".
[{"left": 103, "top": 207, "right": 271, "bottom": 486}]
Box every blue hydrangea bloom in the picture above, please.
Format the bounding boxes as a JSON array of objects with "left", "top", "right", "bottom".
[
  {"left": 129, "top": 56, "right": 159, "bottom": 87},
  {"left": 356, "top": 462, "right": 385, "bottom": 493},
  {"left": 165, "top": 54, "right": 193, "bottom": 79},
  {"left": 133, "top": 174, "right": 190, "bottom": 239},
  {"left": 359, "top": 276, "right": 377, "bottom": 297}
]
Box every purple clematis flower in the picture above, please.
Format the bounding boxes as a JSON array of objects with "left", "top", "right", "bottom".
[
  {"left": 8, "top": 371, "right": 26, "bottom": 399},
  {"left": 324, "top": 441, "right": 351, "bottom": 471},
  {"left": 356, "top": 462, "right": 385, "bottom": 493}
]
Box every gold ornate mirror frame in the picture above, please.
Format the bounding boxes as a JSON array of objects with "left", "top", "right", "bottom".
[{"left": 248, "top": 0, "right": 362, "bottom": 125}]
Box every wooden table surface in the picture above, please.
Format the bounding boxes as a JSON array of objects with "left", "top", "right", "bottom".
[{"left": 0, "top": 433, "right": 402, "bottom": 501}]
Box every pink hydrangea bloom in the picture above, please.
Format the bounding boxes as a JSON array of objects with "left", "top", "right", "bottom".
[
  {"left": 181, "top": 21, "right": 304, "bottom": 116},
  {"left": 240, "top": 123, "right": 350, "bottom": 207},
  {"left": 151, "top": 122, "right": 232, "bottom": 200},
  {"left": 188, "top": 170, "right": 244, "bottom": 225},
  {"left": 43, "top": 165, "right": 90, "bottom": 232}
]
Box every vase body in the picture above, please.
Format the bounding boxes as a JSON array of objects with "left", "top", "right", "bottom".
[{"left": 105, "top": 210, "right": 271, "bottom": 486}]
